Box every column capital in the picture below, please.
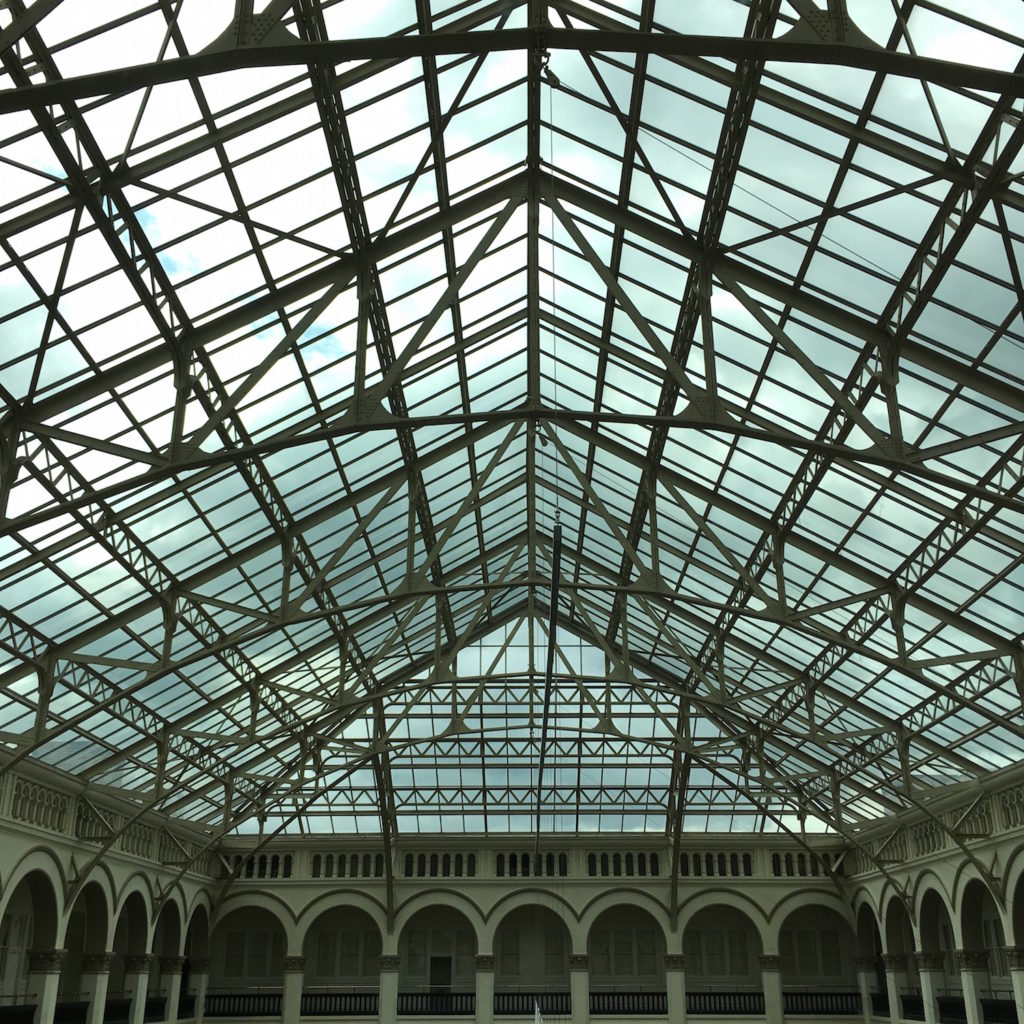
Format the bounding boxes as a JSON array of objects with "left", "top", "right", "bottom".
[
  {"left": 27, "top": 949, "right": 67, "bottom": 973},
  {"left": 855, "top": 955, "right": 879, "bottom": 971},
  {"left": 956, "top": 949, "right": 989, "bottom": 972},
  {"left": 159, "top": 956, "right": 186, "bottom": 973},
  {"left": 475, "top": 955, "right": 495, "bottom": 971},
  {"left": 379, "top": 954, "right": 401, "bottom": 972},
  {"left": 914, "top": 951, "right": 946, "bottom": 972},
  {"left": 569, "top": 953, "right": 589, "bottom": 972},
  {"left": 758, "top": 954, "right": 782, "bottom": 972},
  {"left": 880, "top": 953, "right": 906, "bottom": 972},
  {"left": 283, "top": 955, "right": 306, "bottom": 973},
  {"left": 188, "top": 957, "right": 211, "bottom": 974},
  {"left": 81, "top": 952, "right": 116, "bottom": 974},
  {"left": 1003, "top": 946, "right": 1024, "bottom": 971},
  {"left": 663, "top": 954, "right": 685, "bottom": 972},
  {"left": 123, "top": 954, "right": 154, "bottom": 974}
]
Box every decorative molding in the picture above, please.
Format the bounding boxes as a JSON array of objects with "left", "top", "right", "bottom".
[
  {"left": 956, "top": 949, "right": 989, "bottom": 972},
  {"left": 81, "top": 952, "right": 115, "bottom": 973},
  {"left": 27, "top": 949, "right": 66, "bottom": 973},
  {"left": 1003, "top": 947, "right": 1024, "bottom": 971},
  {"left": 569, "top": 954, "right": 589, "bottom": 972},
  {"left": 188, "top": 958, "right": 212, "bottom": 974},
  {"left": 759, "top": 954, "right": 782, "bottom": 972},
  {"left": 123, "top": 954, "right": 153, "bottom": 974},
  {"left": 855, "top": 955, "right": 879, "bottom": 971},
  {"left": 663, "top": 954, "right": 685, "bottom": 972},
  {"left": 475, "top": 955, "right": 496, "bottom": 971},
  {"left": 914, "top": 952, "right": 946, "bottom": 972},
  {"left": 159, "top": 956, "right": 186, "bottom": 973},
  {"left": 880, "top": 954, "right": 906, "bottom": 972},
  {"left": 283, "top": 955, "right": 306, "bottom": 972},
  {"left": 379, "top": 955, "right": 401, "bottom": 972}
]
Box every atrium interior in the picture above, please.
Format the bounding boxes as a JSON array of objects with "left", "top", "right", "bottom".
[{"left": 0, "top": 1, "right": 1023, "bottom": 1024}]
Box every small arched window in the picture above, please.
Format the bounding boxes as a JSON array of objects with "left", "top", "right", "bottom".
[
  {"left": 600, "top": 853, "right": 609, "bottom": 877},
  {"left": 730, "top": 853, "right": 739, "bottom": 877},
  {"left": 522, "top": 853, "right": 531, "bottom": 877},
  {"left": 336, "top": 853, "right": 344, "bottom": 878},
  {"left": 637, "top": 853, "right": 647, "bottom": 877},
  {"left": 771, "top": 853, "right": 781, "bottom": 877},
  {"left": 705, "top": 853, "right": 714, "bottom": 877},
  {"left": 442, "top": 854, "right": 451, "bottom": 877},
  {"left": 717, "top": 853, "right": 726, "bottom": 877},
  {"left": 375, "top": 854, "right": 384, "bottom": 877},
  {"left": 257, "top": 855, "right": 267, "bottom": 879},
  {"left": 430, "top": 854, "right": 439, "bottom": 877},
  {"left": 588, "top": 854, "right": 597, "bottom": 877},
  {"left": 270, "top": 855, "right": 280, "bottom": 878},
  {"left": 650, "top": 853, "right": 659, "bottom": 877},
  {"left": 455, "top": 854, "right": 464, "bottom": 876},
  {"left": 312, "top": 854, "right": 322, "bottom": 879},
  {"left": 797, "top": 853, "right": 807, "bottom": 876},
  {"left": 496, "top": 853, "right": 505, "bottom": 877},
  {"left": 679, "top": 854, "right": 689, "bottom": 877},
  {"left": 350, "top": 854, "right": 359, "bottom": 877},
  {"left": 326, "top": 853, "right": 335, "bottom": 878},
  {"left": 509, "top": 854, "right": 518, "bottom": 877},
  {"left": 559, "top": 853, "right": 568, "bottom": 877},
  {"left": 405, "top": 854, "right": 414, "bottom": 877},
  {"left": 283, "top": 855, "right": 293, "bottom": 879},
  {"left": 692, "top": 854, "right": 701, "bottom": 877},
  {"left": 613, "top": 853, "right": 622, "bottom": 877},
  {"left": 245, "top": 857, "right": 254, "bottom": 879},
  {"left": 742, "top": 853, "right": 752, "bottom": 877},
  {"left": 625, "top": 853, "right": 634, "bottom": 876},
  {"left": 784, "top": 853, "right": 794, "bottom": 877},
  {"left": 468, "top": 854, "right": 476, "bottom": 877},
  {"left": 417, "top": 854, "right": 426, "bottom": 877}
]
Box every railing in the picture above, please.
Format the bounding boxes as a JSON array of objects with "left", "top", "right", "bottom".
[
  {"left": 397, "top": 992, "right": 475, "bottom": 1015},
  {"left": 783, "top": 990, "right": 862, "bottom": 1015},
  {"left": 301, "top": 992, "right": 379, "bottom": 1016},
  {"left": 53, "top": 1002, "right": 89, "bottom": 1024},
  {"left": 494, "top": 992, "right": 571, "bottom": 1015},
  {"left": 104, "top": 997, "right": 133, "bottom": 1024},
  {"left": 871, "top": 991, "right": 890, "bottom": 1015},
  {"left": 590, "top": 991, "right": 667, "bottom": 1015},
  {"left": 902, "top": 993, "right": 925, "bottom": 1021},
  {"left": 143, "top": 996, "right": 166, "bottom": 1022},
  {"left": 980, "top": 998, "right": 1019, "bottom": 1024},
  {"left": 178, "top": 993, "right": 197, "bottom": 1020},
  {"left": 937, "top": 995, "right": 968, "bottom": 1023},
  {"left": 0, "top": 1006, "right": 37, "bottom": 1024},
  {"left": 687, "top": 991, "right": 765, "bottom": 1015},
  {"left": 205, "top": 992, "right": 283, "bottom": 1017}
]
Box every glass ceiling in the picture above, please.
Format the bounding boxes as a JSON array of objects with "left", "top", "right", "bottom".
[{"left": 1, "top": 0, "right": 1023, "bottom": 856}]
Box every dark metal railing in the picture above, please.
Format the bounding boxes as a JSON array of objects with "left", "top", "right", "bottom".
[
  {"left": 177, "top": 993, "right": 197, "bottom": 1020},
  {"left": 783, "top": 990, "right": 863, "bottom": 1015},
  {"left": 687, "top": 991, "right": 766, "bottom": 1015},
  {"left": 494, "top": 992, "right": 571, "bottom": 1015},
  {"left": 938, "top": 994, "right": 968, "bottom": 1024},
  {"left": 143, "top": 996, "right": 166, "bottom": 1022},
  {"left": 205, "top": 992, "right": 283, "bottom": 1017},
  {"left": 397, "top": 992, "right": 475, "bottom": 1015},
  {"left": 902, "top": 993, "right": 926, "bottom": 1021},
  {"left": 301, "top": 991, "right": 379, "bottom": 1016},
  {"left": 53, "top": 1002, "right": 90, "bottom": 1024},
  {"left": 0, "top": 1006, "right": 37, "bottom": 1024},
  {"left": 104, "top": 997, "right": 132, "bottom": 1024},
  {"left": 590, "top": 991, "right": 667, "bottom": 1015},
  {"left": 871, "top": 991, "right": 891, "bottom": 1016},
  {"left": 981, "top": 998, "right": 1019, "bottom": 1024}
]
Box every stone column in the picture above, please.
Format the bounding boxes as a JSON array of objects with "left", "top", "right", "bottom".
[
  {"left": 26, "top": 949, "right": 66, "bottom": 1024},
  {"left": 1004, "top": 947, "right": 1024, "bottom": 1024},
  {"left": 190, "top": 958, "right": 211, "bottom": 1024},
  {"left": 914, "top": 952, "right": 945, "bottom": 1024},
  {"left": 282, "top": 956, "right": 305, "bottom": 1023},
  {"left": 123, "top": 954, "right": 153, "bottom": 1024},
  {"left": 881, "top": 954, "right": 907, "bottom": 1024},
  {"left": 159, "top": 956, "right": 185, "bottom": 1023},
  {"left": 956, "top": 949, "right": 989, "bottom": 1024},
  {"left": 759, "top": 954, "right": 784, "bottom": 1024},
  {"left": 664, "top": 954, "right": 686, "bottom": 1024},
  {"left": 569, "top": 953, "right": 589, "bottom": 1024},
  {"left": 854, "top": 956, "right": 877, "bottom": 1024},
  {"left": 81, "top": 953, "right": 115, "bottom": 1024},
  {"left": 379, "top": 955, "right": 400, "bottom": 1024},
  {"left": 475, "top": 955, "right": 495, "bottom": 1024}
]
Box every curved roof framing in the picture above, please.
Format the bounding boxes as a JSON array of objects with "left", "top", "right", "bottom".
[{"left": 1, "top": 0, "right": 1023, "bottom": 852}]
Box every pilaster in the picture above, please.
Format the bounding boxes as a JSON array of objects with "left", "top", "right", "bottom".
[
  {"left": 881, "top": 953, "right": 907, "bottom": 1024},
  {"left": 189, "top": 958, "right": 211, "bottom": 1024},
  {"left": 81, "top": 953, "right": 115, "bottom": 1024},
  {"left": 379, "top": 954, "right": 400, "bottom": 1024},
  {"left": 282, "top": 955, "right": 305, "bottom": 1024},
  {"left": 26, "top": 949, "right": 65, "bottom": 1024},
  {"left": 1004, "top": 948, "right": 1024, "bottom": 1024},
  {"left": 123, "top": 954, "right": 153, "bottom": 1024},
  {"left": 159, "top": 956, "right": 185, "bottom": 1024},
  {"left": 664, "top": 954, "right": 686, "bottom": 1024},
  {"left": 854, "top": 956, "right": 877, "bottom": 1024},
  {"left": 956, "top": 950, "right": 989, "bottom": 1024},
  {"left": 569, "top": 953, "right": 589, "bottom": 1024},
  {"left": 759, "top": 954, "right": 783, "bottom": 1024},
  {"left": 914, "top": 952, "right": 945, "bottom": 1024},
  {"left": 475, "top": 954, "right": 495, "bottom": 1024}
]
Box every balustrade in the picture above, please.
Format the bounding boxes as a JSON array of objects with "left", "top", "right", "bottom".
[
  {"left": 205, "top": 992, "right": 283, "bottom": 1017},
  {"left": 590, "top": 991, "right": 667, "bottom": 1015},
  {"left": 397, "top": 991, "right": 475, "bottom": 1015},
  {"left": 301, "top": 991, "right": 379, "bottom": 1016},
  {"left": 686, "top": 991, "right": 765, "bottom": 1015},
  {"left": 781, "top": 990, "right": 862, "bottom": 1015},
  {"left": 494, "top": 992, "right": 571, "bottom": 1015},
  {"left": 937, "top": 994, "right": 968, "bottom": 1023},
  {"left": 901, "top": 993, "right": 926, "bottom": 1020},
  {"left": 52, "top": 1002, "right": 88, "bottom": 1024}
]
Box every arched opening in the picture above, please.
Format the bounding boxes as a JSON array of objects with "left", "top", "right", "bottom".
[
  {"left": 180, "top": 906, "right": 210, "bottom": 1018},
  {"left": 0, "top": 870, "right": 60, "bottom": 1008},
  {"left": 493, "top": 906, "right": 571, "bottom": 1011},
  {"left": 588, "top": 905, "right": 666, "bottom": 995},
  {"left": 855, "top": 903, "right": 884, "bottom": 1006},
  {"left": 918, "top": 890, "right": 957, "bottom": 997},
  {"left": 302, "top": 904, "right": 381, "bottom": 1012},
  {"left": 683, "top": 905, "right": 762, "bottom": 993},
  {"left": 209, "top": 906, "right": 286, "bottom": 1004},
  {"left": 59, "top": 882, "right": 109, "bottom": 1010},
  {"left": 779, "top": 905, "right": 857, "bottom": 995},
  {"left": 1014, "top": 870, "right": 1024, "bottom": 947},
  {"left": 961, "top": 879, "right": 1008, "bottom": 993},
  {"left": 150, "top": 901, "right": 183, "bottom": 1019},
  {"left": 397, "top": 906, "right": 477, "bottom": 1010},
  {"left": 108, "top": 891, "right": 149, "bottom": 1020}
]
